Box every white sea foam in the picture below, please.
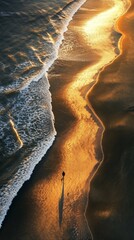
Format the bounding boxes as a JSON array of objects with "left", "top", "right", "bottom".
[
  {"left": 18, "top": 0, "right": 87, "bottom": 91},
  {"left": 0, "top": 0, "right": 87, "bottom": 228}
]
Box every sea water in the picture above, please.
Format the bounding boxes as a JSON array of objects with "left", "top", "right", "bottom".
[{"left": 0, "top": 0, "right": 86, "bottom": 227}]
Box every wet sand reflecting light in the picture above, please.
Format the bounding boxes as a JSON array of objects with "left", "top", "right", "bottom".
[{"left": 0, "top": 1, "right": 130, "bottom": 239}]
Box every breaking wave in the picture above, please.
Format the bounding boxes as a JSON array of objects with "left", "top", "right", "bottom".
[{"left": 0, "top": 0, "right": 86, "bottom": 227}]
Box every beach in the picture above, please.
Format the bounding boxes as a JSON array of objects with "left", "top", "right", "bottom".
[
  {"left": 86, "top": 1, "right": 134, "bottom": 239},
  {"left": 0, "top": 0, "right": 130, "bottom": 239}
]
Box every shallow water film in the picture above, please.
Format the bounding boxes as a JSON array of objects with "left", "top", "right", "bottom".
[{"left": 0, "top": 0, "right": 134, "bottom": 240}]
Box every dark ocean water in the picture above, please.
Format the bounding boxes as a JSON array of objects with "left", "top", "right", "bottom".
[
  {"left": 0, "top": 0, "right": 86, "bottom": 227},
  {"left": 1, "top": 1, "right": 134, "bottom": 239},
  {"left": 86, "top": 1, "right": 134, "bottom": 239}
]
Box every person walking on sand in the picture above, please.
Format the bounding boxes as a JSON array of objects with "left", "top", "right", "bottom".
[{"left": 61, "top": 171, "right": 65, "bottom": 181}]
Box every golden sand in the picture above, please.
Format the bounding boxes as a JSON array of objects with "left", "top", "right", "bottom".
[{"left": 0, "top": 1, "right": 130, "bottom": 239}]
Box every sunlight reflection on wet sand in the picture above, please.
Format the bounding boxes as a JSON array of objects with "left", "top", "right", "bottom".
[{"left": 0, "top": 1, "right": 129, "bottom": 239}]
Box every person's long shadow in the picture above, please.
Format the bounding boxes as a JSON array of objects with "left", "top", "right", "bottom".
[{"left": 59, "top": 178, "right": 64, "bottom": 227}]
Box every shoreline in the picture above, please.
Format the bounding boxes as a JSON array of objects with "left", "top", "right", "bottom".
[
  {"left": 0, "top": 0, "right": 88, "bottom": 228},
  {"left": 86, "top": 1, "right": 134, "bottom": 239},
  {"left": 0, "top": 0, "right": 129, "bottom": 239},
  {"left": 0, "top": 2, "right": 101, "bottom": 238}
]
